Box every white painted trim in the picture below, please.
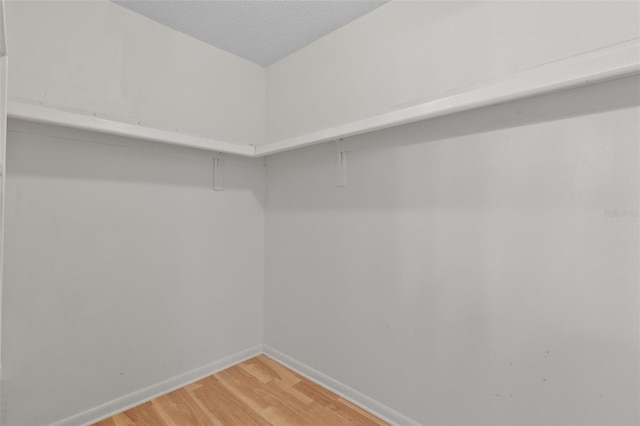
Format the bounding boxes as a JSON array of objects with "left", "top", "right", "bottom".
[
  {"left": 263, "top": 345, "right": 422, "bottom": 426},
  {"left": 50, "top": 344, "right": 263, "bottom": 426},
  {"left": 7, "top": 101, "right": 256, "bottom": 157},
  {"left": 255, "top": 38, "right": 640, "bottom": 156}
]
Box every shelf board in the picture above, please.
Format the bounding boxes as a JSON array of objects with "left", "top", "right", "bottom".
[
  {"left": 254, "top": 38, "right": 640, "bottom": 157},
  {"left": 7, "top": 101, "right": 256, "bottom": 157}
]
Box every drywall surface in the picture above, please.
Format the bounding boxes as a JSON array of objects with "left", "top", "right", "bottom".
[
  {"left": 0, "top": 0, "right": 6, "bottom": 57},
  {"left": 2, "top": 120, "right": 265, "bottom": 426},
  {"left": 264, "top": 76, "right": 640, "bottom": 425},
  {"left": 0, "top": 56, "right": 6, "bottom": 379},
  {"left": 266, "top": 0, "right": 640, "bottom": 144},
  {"left": 5, "top": 0, "right": 265, "bottom": 147},
  {"left": 0, "top": 0, "right": 7, "bottom": 413}
]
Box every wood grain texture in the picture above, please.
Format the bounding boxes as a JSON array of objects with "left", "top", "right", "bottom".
[{"left": 94, "top": 355, "right": 388, "bottom": 426}]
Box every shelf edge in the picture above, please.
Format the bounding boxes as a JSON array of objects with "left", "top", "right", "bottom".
[
  {"left": 7, "top": 101, "right": 257, "bottom": 157},
  {"left": 255, "top": 38, "right": 640, "bottom": 157}
]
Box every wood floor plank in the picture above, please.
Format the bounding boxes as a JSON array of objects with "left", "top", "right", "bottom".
[
  {"left": 337, "top": 398, "right": 388, "bottom": 425},
  {"left": 153, "top": 388, "right": 212, "bottom": 426},
  {"left": 259, "top": 405, "right": 311, "bottom": 426},
  {"left": 216, "top": 367, "right": 272, "bottom": 412},
  {"left": 257, "top": 355, "right": 303, "bottom": 385},
  {"left": 103, "top": 413, "right": 136, "bottom": 426},
  {"left": 306, "top": 404, "right": 356, "bottom": 426},
  {"left": 121, "top": 401, "right": 168, "bottom": 425},
  {"left": 239, "top": 358, "right": 279, "bottom": 384},
  {"left": 254, "top": 381, "right": 317, "bottom": 425},
  {"left": 192, "top": 376, "right": 273, "bottom": 426},
  {"left": 185, "top": 385, "right": 226, "bottom": 426},
  {"left": 272, "top": 377, "right": 314, "bottom": 405},
  {"left": 94, "top": 417, "right": 117, "bottom": 426},
  {"left": 94, "top": 356, "right": 389, "bottom": 426},
  {"left": 293, "top": 381, "right": 386, "bottom": 426},
  {"left": 219, "top": 367, "right": 314, "bottom": 425}
]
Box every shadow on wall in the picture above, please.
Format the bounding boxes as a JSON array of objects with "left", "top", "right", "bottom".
[
  {"left": 263, "top": 75, "right": 639, "bottom": 425},
  {"left": 6, "top": 118, "right": 264, "bottom": 198},
  {"left": 266, "top": 75, "right": 640, "bottom": 211},
  {"left": 349, "top": 75, "right": 640, "bottom": 151}
]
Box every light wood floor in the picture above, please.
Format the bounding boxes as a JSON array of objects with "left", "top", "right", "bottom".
[{"left": 94, "top": 355, "right": 388, "bottom": 426}]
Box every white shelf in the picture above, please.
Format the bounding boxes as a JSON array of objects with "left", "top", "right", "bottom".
[
  {"left": 7, "top": 38, "right": 639, "bottom": 158},
  {"left": 255, "top": 38, "right": 640, "bottom": 156},
  {"left": 7, "top": 101, "right": 256, "bottom": 157}
]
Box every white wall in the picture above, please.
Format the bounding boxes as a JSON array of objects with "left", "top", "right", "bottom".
[
  {"left": 267, "top": 0, "right": 640, "bottom": 144},
  {"left": 5, "top": 0, "right": 266, "bottom": 147},
  {"left": 265, "top": 76, "right": 640, "bottom": 425},
  {"left": 2, "top": 119, "right": 265, "bottom": 425}
]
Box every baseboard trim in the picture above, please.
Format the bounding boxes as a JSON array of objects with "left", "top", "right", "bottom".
[
  {"left": 262, "top": 345, "right": 422, "bottom": 426},
  {"left": 50, "top": 344, "right": 263, "bottom": 426},
  {"left": 50, "top": 344, "right": 420, "bottom": 426}
]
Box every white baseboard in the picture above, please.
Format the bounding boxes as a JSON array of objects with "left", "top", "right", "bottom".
[
  {"left": 262, "top": 345, "right": 422, "bottom": 426},
  {"left": 50, "top": 344, "right": 263, "bottom": 426},
  {"left": 50, "top": 344, "right": 420, "bottom": 426}
]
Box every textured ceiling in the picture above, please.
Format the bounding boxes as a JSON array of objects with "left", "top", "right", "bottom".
[{"left": 112, "top": 0, "right": 388, "bottom": 66}]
